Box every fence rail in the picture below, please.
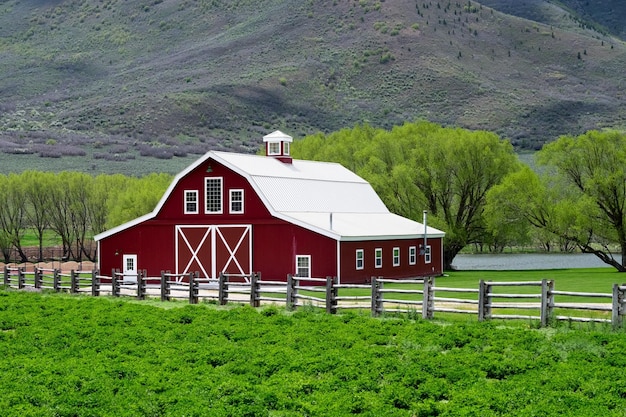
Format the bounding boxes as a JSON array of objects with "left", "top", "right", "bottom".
[{"left": 3, "top": 266, "right": 626, "bottom": 327}]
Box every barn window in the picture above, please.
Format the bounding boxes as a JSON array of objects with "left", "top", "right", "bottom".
[
  {"left": 356, "top": 249, "right": 364, "bottom": 270},
  {"left": 393, "top": 247, "right": 400, "bottom": 266},
  {"left": 283, "top": 141, "right": 290, "bottom": 155},
  {"left": 375, "top": 248, "right": 382, "bottom": 268},
  {"left": 425, "top": 245, "right": 432, "bottom": 264},
  {"left": 409, "top": 246, "right": 417, "bottom": 265},
  {"left": 205, "top": 177, "right": 223, "bottom": 214},
  {"left": 184, "top": 190, "right": 198, "bottom": 214},
  {"left": 268, "top": 142, "right": 281, "bottom": 155},
  {"left": 295, "top": 255, "right": 311, "bottom": 278},
  {"left": 229, "top": 189, "right": 244, "bottom": 214}
]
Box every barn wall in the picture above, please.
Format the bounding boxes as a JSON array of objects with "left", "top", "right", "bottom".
[
  {"left": 252, "top": 222, "right": 338, "bottom": 281},
  {"left": 98, "top": 220, "right": 176, "bottom": 277},
  {"left": 339, "top": 238, "right": 443, "bottom": 284},
  {"left": 156, "top": 158, "right": 272, "bottom": 221}
]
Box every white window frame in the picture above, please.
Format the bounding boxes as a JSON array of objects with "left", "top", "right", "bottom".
[
  {"left": 295, "top": 255, "right": 311, "bottom": 278},
  {"left": 283, "top": 141, "right": 290, "bottom": 155},
  {"left": 393, "top": 247, "right": 400, "bottom": 267},
  {"left": 356, "top": 249, "right": 364, "bottom": 270},
  {"left": 268, "top": 142, "right": 281, "bottom": 155},
  {"left": 409, "top": 246, "right": 417, "bottom": 265},
  {"left": 205, "top": 177, "right": 223, "bottom": 214},
  {"left": 184, "top": 190, "right": 198, "bottom": 214},
  {"left": 425, "top": 245, "right": 432, "bottom": 264},
  {"left": 229, "top": 189, "right": 244, "bottom": 214},
  {"left": 375, "top": 248, "right": 382, "bottom": 269}
]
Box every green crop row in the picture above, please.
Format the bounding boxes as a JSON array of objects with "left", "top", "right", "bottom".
[{"left": 1, "top": 289, "right": 626, "bottom": 416}]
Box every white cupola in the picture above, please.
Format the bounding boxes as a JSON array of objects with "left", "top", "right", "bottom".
[{"left": 263, "top": 130, "right": 293, "bottom": 163}]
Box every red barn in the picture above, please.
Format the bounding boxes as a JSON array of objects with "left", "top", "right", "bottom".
[{"left": 94, "top": 131, "right": 445, "bottom": 284}]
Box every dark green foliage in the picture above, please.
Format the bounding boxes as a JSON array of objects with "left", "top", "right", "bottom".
[{"left": 2, "top": 290, "right": 626, "bottom": 416}]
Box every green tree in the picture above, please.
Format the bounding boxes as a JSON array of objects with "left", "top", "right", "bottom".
[
  {"left": 487, "top": 130, "right": 626, "bottom": 271},
  {"left": 294, "top": 121, "right": 521, "bottom": 269},
  {"left": 0, "top": 174, "right": 28, "bottom": 262},
  {"left": 21, "top": 171, "right": 55, "bottom": 261},
  {"left": 106, "top": 173, "right": 173, "bottom": 228}
]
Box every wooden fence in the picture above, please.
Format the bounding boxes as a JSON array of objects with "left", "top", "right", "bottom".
[{"left": 3, "top": 266, "right": 626, "bottom": 327}]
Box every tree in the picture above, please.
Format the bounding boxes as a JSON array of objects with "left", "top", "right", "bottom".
[
  {"left": 21, "top": 171, "right": 55, "bottom": 261},
  {"left": 0, "top": 174, "right": 29, "bottom": 262},
  {"left": 293, "top": 121, "right": 521, "bottom": 269},
  {"left": 487, "top": 130, "right": 626, "bottom": 271}
]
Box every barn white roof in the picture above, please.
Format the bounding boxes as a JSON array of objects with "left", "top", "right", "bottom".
[{"left": 95, "top": 149, "right": 445, "bottom": 241}]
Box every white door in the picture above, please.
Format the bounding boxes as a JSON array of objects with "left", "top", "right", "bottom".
[{"left": 122, "top": 254, "right": 138, "bottom": 283}]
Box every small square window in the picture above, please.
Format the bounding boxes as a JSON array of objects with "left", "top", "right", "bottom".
[
  {"left": 184, "top": 190, "right": 198, "bottom": 214},
  {"left": 268, "top": 142, "right": 281, "bottom": 155},
  {"left": 375, "top": 248, "right": 382, "bottom": 268},
  {"left": 229, "top": 189, "right": 244, "bottom": 214},
  {"left": 425, "top": 245, "right": 432, "bottom": 264},
  {"left": 393, "top": 247, "right": 400, "bottom": 267},
  {"left": 296, "top": 255, "right": 311, "bottom": 278},
  {"left": 409, "top": 246, "right": 417, "bottom": 265},
  {"left": 356, "top": 249, "right": 364, "bottom": 270}
]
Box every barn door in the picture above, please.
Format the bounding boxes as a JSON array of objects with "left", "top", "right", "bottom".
[
  {"left": 176, "top": 226, "right": 213, "bottom": 279},
  {"left": 215, "top": 225, "right": 251, "bottom": 276},
  {"left": 176, "top": 225, "right": 251, "bottom": 279}
]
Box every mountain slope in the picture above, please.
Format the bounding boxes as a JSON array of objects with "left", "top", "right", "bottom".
[{"left": 0, "top": 0, "right": 625, "bottom": 166}]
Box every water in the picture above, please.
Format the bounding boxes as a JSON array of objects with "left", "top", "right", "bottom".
[{"left": 451, "top": 253, "right": 610, "bottom": 270}]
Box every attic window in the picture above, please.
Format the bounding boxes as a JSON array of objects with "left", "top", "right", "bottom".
[
  {"left": 205, "top": 177, "right": 223, "bottom": 214},
  {"left": 283, "top": 141, "right": 290, "bottom": 155},
  {"left": 268, "top": 142, "right": 281, "bottom": 155}
]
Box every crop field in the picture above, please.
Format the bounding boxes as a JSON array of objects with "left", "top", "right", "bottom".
[{"left": 2, "top": 285, "right": 626, "bottom": 416}]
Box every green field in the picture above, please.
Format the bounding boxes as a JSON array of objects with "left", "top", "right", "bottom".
[{"left": 2, "top": 285, "right": 626, "bottom": 416}]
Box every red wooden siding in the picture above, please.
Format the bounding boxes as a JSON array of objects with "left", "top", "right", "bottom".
[{"left": 339, "top": 238, "right": 443, "bottom": 283}]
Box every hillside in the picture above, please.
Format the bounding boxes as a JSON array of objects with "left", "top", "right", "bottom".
[{"left": 1, "top": 0, "right": 625, "bottom": 173}]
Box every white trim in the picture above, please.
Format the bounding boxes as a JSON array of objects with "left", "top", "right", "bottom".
[
  {"left": 229, "top": 189, "right": 244, "bottom": 214},
  {"left": 409, "top": 246, "right": 417, "bottom": 265},
  {"left": 205, "top": 177, "right": 223, "bottom": 214},
  {"left": 184, "top": 190, "right": 199, "bottom": 214},
  {"left": 336, "top": 240, "right": 341, "bottom": 284},
  {"left": 356, "top": 249, "right": 364, "bottom": 270},
  {"left": 295, "top": 255, "right": 311, "bottom": 278},
  {"left": 267, "top": 142, "right": 281, "bottom": 155},
  {"left": 375, "top": 248, "right": 382, "bottom": 269},
  {"left": 393, "top": 247, "right": 400, "bottom": 267}
]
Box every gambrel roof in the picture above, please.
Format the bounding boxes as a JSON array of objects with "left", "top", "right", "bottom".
[{"left": 95, "top": 150, "right": 445, "bottom": 242}]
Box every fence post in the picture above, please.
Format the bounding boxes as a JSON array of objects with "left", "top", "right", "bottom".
[
  {"left": 34, "top": 267, "right": 42, "bottom": 289},
  {"left": 286, "top": 274, "right": 296, "bottom": 310},
  {"left": 478, "top": 280, "right": 491, "bottom": 321},
  {"left": 423, "top": 276, "right": 435, "bottom": 319},
  {"left": 70, "top": 270, "right": 78, "bottom": 293},
  {"left": 91, "top": 270, "right": 100, "bottom": 297},
  {"left": 137, "top": 270, "right": 145, "bottom": 300},
  {"left": 540, "top": 279, "right": 554, "bottom": 327},
  {"left": 250, "top": 272, "right": 260, "bottom": 307},
  {"left": 371, "top": 276, "right": 378, "bottom": 316},
  {"left": 2, "top": 266, "right": 8, "bottom": 287},
  {"left": 325, "top": 276, "right": 337, "bottom": 314},
  {"left": 53, "top": 269, "right": 60, "bottom": 292},
  {"left": 18, "top": 267, "right": 25, "bottom": 289},
  {"left": 160, "top": 271, "right": 167, "bottom": 302},
  {"left": 218, "top": 272, "right": 228, "bottom": 305},
  {"left": 112, "top": 269, "right": 120, "bottom": 297},
  {"left": 612, "top": 284, "right": 625, "bottom": 329}
]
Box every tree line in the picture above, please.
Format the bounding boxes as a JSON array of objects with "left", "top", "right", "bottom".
[
  {"left": 0, "top": 172, "right": 171, "bottom": 263},
  {"left": 3, "top": 121, "right": 625, "bottom": 272},
  {"left": 292, "top": 121, "right": 626, "bottom": 272}
]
